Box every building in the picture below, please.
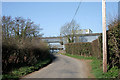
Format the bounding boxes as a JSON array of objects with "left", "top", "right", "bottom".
[{"left": 76, "top": 29, "right": 92, "bottom": 34}]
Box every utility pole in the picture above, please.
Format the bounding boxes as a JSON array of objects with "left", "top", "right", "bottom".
[{"left": 102, "top": 0, "right": 107, "bottom": 73}]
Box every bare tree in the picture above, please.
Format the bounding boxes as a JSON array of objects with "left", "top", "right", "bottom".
[
  {"left": 60, "top": 20, "right": 80, "bottom": 43},
  {"left": 107, "top": 13, "right": 119, "bottom": 29},
  {"left": 2, "top": 16, "right": 14, "bottom": 39},
  {"left": 2, "top": 16, "right": 43, "bottom": 40}
]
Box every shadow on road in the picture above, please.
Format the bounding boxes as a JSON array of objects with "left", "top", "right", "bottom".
[{"left": 50, "top": 53, "right": 58, "bottom": 63}]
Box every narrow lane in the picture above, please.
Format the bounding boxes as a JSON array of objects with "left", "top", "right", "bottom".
[{"left": 22, "top": 54, "right": 94, "bottom": 78}]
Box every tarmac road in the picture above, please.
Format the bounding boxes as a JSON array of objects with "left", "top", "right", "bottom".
[{"left": 22, "top": 54, "right": 94, "bottom": 78}]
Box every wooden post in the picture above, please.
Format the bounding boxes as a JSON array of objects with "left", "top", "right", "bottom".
[{"left": 102, "top": 0, "right": 107, "bottom": 73}]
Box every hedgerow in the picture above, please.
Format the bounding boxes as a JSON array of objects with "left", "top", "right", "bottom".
[
  {"left": 2, "top": 16, "right": 51, "bottom": 75},
  {"left": 65, "top": 42, "right": 92, "bottom": 56},
  {"left": 65, "top": 20, "right": 120, "bottom": 78}
]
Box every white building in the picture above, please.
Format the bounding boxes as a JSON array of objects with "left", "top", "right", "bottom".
[{"left": 76, "top": 29, "right": 92, "bottom": 34}]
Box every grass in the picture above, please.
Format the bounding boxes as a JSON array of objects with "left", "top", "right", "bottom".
[
  {"left": 2, "top": 58, "right": 51, "bottom": 80},
  {"left": 64, "top": 53, "right": 96, "bottom": 60},
  {"left": 63, "top": 53, "right": 119, "bottom": 79},
  {"left": 91, "top": 58, "right": 119, "bottom": 78}
]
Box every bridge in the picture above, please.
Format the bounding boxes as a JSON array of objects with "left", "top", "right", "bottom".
[
  {"left": 39, "top": 37, "right": 64, "bottom": 52},
  {"left": 49, "top": 45, "right": 64, "bottom": 50},
  {"left": 39, "top": 37, "right": 62, "bottom": 43},
  {"left": 38, "top": 33, "right": 101, "bottom": 51},
  {"left": 39, "top": 33, "right": 100, "bottom": 44}
]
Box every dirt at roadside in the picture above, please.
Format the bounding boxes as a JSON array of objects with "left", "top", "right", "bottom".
[
  {"left": 85, "top": 60, "right": 95, "bottom": 78},
  {"left": 71, "top": 58, "right": 95, "bottom": 78}
]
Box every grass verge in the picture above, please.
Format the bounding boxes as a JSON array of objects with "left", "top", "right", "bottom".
[
  {"left": 64, "top": 53, "right": 96, "bottom": 60},
  {"left": 63, "top": 53, "right": 119, "bottom": 78},
  {"left": 91, "top": 59, "right": 119, "bottom": 78},
  {"left": 2, "top": 58, "right": 51, "bottom": 80}
]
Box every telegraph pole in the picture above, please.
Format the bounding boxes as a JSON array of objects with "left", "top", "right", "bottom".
[{"left": 102, "top": 0, "right": 107, "bottom": 73}]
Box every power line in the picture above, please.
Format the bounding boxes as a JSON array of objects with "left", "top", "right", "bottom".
[
  {"left": 70, "top": 1, "right": 82, "bottom": 25},
  {"left": 72, "top": 2, "right": 82, "bottom": 21}
]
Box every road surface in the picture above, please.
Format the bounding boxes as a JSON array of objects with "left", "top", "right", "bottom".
[{"left": 22, "top": 54, "right": 94, "bottom": 78}]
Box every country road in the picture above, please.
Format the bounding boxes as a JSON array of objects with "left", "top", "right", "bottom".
[{"left": 22, "top": 54, "right": 94, "bottom": 78}]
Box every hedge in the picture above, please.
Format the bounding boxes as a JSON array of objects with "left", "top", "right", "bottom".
[
  {"left": 92, "top": 39, "right": 102, "bottom": 59},
  {"left": 65, "top": 42, "right": 92, "bottom": 56},
  {"left": 65, "top": 21, "right": 120, "bottom": 69},
  {"left": 2, "top": 38, "right": 50, "bottom": 74},
  {"left": 94, "top": 22, "right": 120, "bottom": 68},
  {"left": 104, "top": 22, "right": 119, "bottom": 68}
]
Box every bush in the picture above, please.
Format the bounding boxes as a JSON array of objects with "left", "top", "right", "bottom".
[
  {"left": 2, "top": 38, "right": 50, "bottom": 74},
  {"left": 2, "top": 16, "right": 51, "bottom": 74},
  {"left": 2, "top": 58, "right": 51, "bottom": 80}
]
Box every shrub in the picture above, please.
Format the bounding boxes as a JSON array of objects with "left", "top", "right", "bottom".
[
  {"left": 2, "top": 37, "right": 50, "bottom": 74},
  {"left": 2, "top": 16, "right": 51, "bottom": 74}
]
